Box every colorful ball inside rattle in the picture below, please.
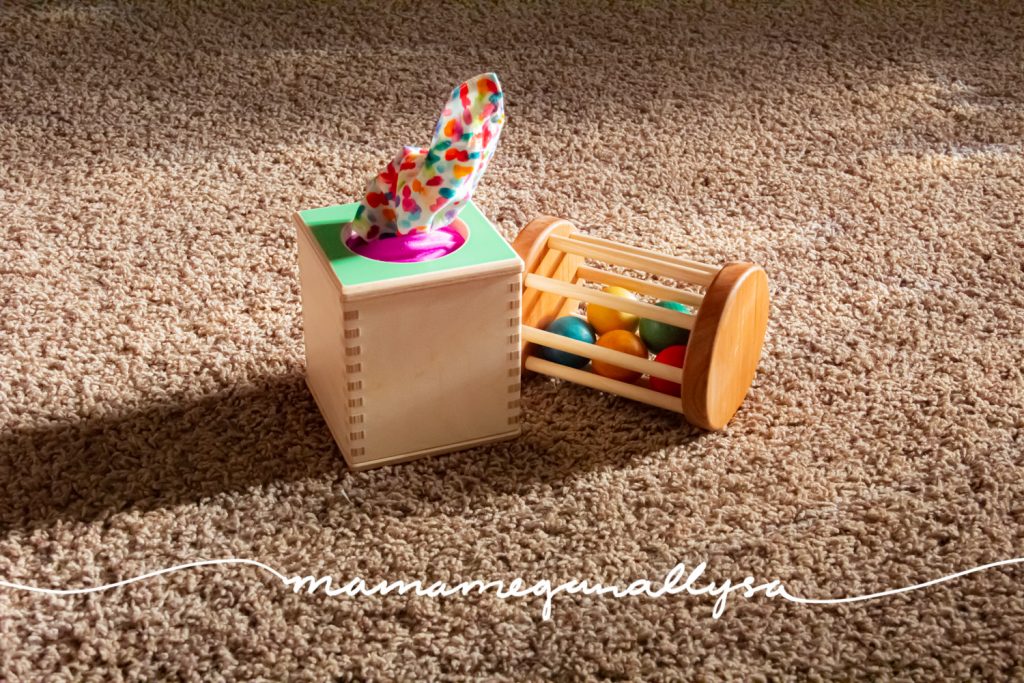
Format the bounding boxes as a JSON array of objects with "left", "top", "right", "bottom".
[
  {"left": 591, "top": 330, "right": 648, "bottom": 383},
  {"left": 586, "top": 286, "right": 639, "bottom": 335},
  {"left": 649, "top": 344, "right": 687, "bottom": 395},
  {"left": 639, "top": 300, "right": 691, "bottom": 353},
  {"left": 537, "top": 316, "right": 596, "bottom": 369}
]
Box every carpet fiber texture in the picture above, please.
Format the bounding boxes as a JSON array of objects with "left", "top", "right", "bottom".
[{"left": 2, "top": 1, "right": 1023, "bottom": 680}]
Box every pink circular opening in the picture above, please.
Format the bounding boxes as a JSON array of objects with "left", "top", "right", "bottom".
[{"left": 344, "top": 220, "right": 469, "bottom": 263}]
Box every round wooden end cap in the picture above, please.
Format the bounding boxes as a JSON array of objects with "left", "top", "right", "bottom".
[
  {"left": 513, "top": 216, "right": 580, "bottom": 371},
  {"left": 681, "top": 262, "right": 769, "bottom": 430},
  {"left": 511, "top": 216, "right": 578, "bottom": 275}
]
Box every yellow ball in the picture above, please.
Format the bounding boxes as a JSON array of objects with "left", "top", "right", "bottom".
[
  {"left": 591, "top": 330, "right": 648, "bottom": 383},
  {"left": 586, "top": 286, "right": 639, "bottom": 334}
]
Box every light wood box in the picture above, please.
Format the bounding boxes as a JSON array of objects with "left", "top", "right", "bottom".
[{"left": 294, "top": 201, "right": 524, "bottom": 471}]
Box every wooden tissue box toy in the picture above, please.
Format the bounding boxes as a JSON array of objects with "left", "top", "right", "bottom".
[
  {"left": 294, "top": 201, "right": 523, "bottom": 471},
  {"left": 294, "top": 73, "right": 521, "bottom": 470}
]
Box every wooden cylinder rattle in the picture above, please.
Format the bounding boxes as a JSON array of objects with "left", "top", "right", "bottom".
[{"left": 512, "top": 216, "right": 770, "bottom": 430}]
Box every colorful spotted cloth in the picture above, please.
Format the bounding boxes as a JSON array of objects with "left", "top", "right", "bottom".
[{"left": 349, "top": 73, "right": 505, "bottom": 240}]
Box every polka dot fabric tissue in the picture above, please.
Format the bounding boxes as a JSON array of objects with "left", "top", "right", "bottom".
[{"left": 349, "top": 73, "right": 506, "bottom": 241}]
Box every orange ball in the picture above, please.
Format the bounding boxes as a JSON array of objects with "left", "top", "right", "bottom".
[{"left": 591, "top": 330, "right": 648, "bottom": 383}]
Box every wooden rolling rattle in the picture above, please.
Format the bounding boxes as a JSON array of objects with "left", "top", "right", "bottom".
[{"left": 512, "top": 216, "right": 770, "bottom": 430}]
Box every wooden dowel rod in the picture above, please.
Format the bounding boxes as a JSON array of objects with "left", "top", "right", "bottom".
[
  {"left": 568, "top": 233, "right": 719, "bottom": 274},
  {"left": 523, "top": 326, "right": 684, "bottom": 383},
  {"left": 525, "top": 356, "right": 683, "bottom": 413},
  {"left": 576, "top": 266, "right": 704, "bottom": 308},
  {"left": 548, "top": 235, "right": 716, "bottom": 288},
  {"left": 525, "top": 274, "right": 696, "bottom": 330}
]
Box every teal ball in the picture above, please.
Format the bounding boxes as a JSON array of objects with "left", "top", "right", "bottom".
[
  {"left": 639, "top": 301, "right": 691, "bottom": 353},
  {"left": 538, "top": 316, "right": 596, "bottom": 369}
]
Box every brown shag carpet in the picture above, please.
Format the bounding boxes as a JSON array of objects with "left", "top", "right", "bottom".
[{"left": 2, "top": 1, "right": 1023, "bottom": 680}]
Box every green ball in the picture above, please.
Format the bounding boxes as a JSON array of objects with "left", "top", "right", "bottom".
[{"left": 639, "top": 301, "right": 691, "bottom": 353}]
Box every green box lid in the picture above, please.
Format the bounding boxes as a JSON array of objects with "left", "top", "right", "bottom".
[{"left": 300, "top": 200, "right": 520, "bottom": 291}]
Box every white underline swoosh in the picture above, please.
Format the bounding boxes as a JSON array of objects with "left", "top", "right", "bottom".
[
  {"left": 779, "top": 556, "right": 1024, "bottom": 605},
  {"left": 0, "top": 558, "right": 288, "bottom": 596}
]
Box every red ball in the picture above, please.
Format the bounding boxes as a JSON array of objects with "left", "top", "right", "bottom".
[{"left": 649, "top": 345, "right": 687, "bottom": 395}]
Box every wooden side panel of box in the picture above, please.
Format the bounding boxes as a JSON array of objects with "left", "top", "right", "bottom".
[
  {"left": 347, "top": 269, "right": 523, "bottom": 468},
  {"left": 295, "top": 216, "right": 359, "bottom": 466}
]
